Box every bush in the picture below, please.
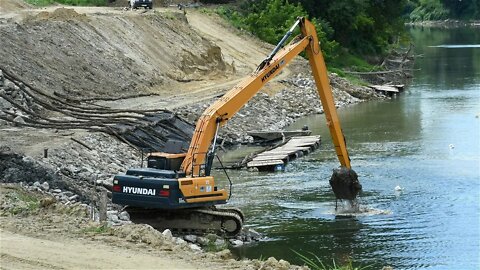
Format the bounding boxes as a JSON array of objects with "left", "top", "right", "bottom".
[{"left": 409, "top": 0, "right": 449, "bottom": 21}]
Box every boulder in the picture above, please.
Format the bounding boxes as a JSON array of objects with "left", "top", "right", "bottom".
[
  {"left": 183, "top": 234, "right": 197, "bottom": 243},
  {"left": 118, "top": 211, "right": 130, "bottom": 221},
  {"left": 162, "top": 229, "right": 173, "bottom": 240},
  {"left": 189, "top": 244, "right": 201, "bottom": 251},
  {"left": 40, "top": 181, "right": 50, "bottom": 191}
]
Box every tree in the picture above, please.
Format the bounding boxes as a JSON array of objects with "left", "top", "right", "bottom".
[
  {"left": 443, "top": 0, "right": 480, "bottom": 19},
  {"left": 292, "top": 0, "right": 407, "bottom": 54}
]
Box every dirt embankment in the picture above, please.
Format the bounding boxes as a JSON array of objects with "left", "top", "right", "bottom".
[{"left": 0, "top": 7, "right": 233, "bottom": 99}]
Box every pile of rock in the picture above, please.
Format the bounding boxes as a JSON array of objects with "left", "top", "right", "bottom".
[
  {"left": 0, "top": 74, "right": 40, "bottom": 124},
  {"left": 40, "top": 133, "right": 141, "bottom": 200},
  {"left": 24, "top": 181, "right": 80, "bottom": 203},
  {"left": 106, "top": 209, "right": 132, "bottom": 226},
  {"left": 161, "top": 227, "right": 262, "bottom": 251},
  {"left": 0, "top": 133, "right": 140, "bottom": 209}
]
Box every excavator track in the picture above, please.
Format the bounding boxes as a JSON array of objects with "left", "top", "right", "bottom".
[
  {"left": 125, "top": 206, "right": 244, "bottom": 237},
  {"left": 215, "top": 207, "right": 245, "bottom": 223}
]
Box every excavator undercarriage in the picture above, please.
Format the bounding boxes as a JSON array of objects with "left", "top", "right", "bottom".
[{"left": 125, "top": 206, "right": 244, "bottom": 236}]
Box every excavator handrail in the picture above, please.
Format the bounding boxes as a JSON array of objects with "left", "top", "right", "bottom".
[{"left": 180, "top": 17, "right": 352, "bottom": 175}]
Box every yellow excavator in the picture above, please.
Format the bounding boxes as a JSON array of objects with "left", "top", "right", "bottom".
[{"left": 112, "top": 17, "right": 361, "bottom": 236}]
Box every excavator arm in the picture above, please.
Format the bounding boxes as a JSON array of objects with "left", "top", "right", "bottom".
[
  {"left": 179, "top": 17, "right": 361, "bottom": 200},
  {"left": 182, "top": 18, "right": 351, "bottom": 172}
]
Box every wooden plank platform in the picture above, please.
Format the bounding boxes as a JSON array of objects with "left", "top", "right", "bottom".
[
  {"left": 369, "top": 85, "right": 399, "bottom": 92},
  {"left": 247, "top": 135, "right": 321, "bottom": 171},
  {"left": 368, "top": 84, "right": 405, "bottom": 96},
  {"left": 248, "top": 130, "right": 312, "bottom": 142}
]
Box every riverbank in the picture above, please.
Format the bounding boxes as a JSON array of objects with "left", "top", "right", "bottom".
[{"left": 406, "top": 20, "right": 480, "bottom": 28}]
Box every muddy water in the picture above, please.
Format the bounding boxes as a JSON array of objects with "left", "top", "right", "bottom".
[{"left": 215, "top": 26, "right": 480, "bottom": 269}]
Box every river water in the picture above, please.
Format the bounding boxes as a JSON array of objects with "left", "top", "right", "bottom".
[{"left": 215, "top": 26, "right": 480, "bottom": 269}]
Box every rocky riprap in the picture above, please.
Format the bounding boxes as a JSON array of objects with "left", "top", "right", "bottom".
[
  {"left": 0, "top": 133, "right": 140, "bottom": 203},
  {"left": 160, "top": 227, "right": 263, "bottom": 250}
]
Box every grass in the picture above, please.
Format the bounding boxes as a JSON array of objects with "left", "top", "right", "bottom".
[
  {"left": 81, "top": 223, "right": 110, "bottom": 234},
  {"left": 5, "top": 190, "right": 40, "bottom": 215},
  {"left": 25, "top": 0, "right": 54, "bottom": 6},
  {"left": 203, "top": 239, "right": 229, "bottom": 252},
  {"left": 293, "top": 250, "right": 374, "bottom": 270}
]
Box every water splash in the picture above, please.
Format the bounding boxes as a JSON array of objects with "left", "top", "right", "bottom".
[{"left": 334, "top": 199, "right": 392, "bottom": 217}]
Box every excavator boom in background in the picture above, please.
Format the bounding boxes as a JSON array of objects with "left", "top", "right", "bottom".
[{"left": 112, "top": 17, "right": 361, "bottom": 236}]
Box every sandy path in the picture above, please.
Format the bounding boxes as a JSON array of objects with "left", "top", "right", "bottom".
[{"left": 0, "top": 229, "right": 199, "bottom": 270}]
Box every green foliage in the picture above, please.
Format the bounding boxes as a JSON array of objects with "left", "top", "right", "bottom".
[
  {"left": 293, "top": 250, "right": 374, "bottom": 270},
  {"left": 408, "top": 0, "right": 479, "bottom": 20},
  {"left": 442, "top": 0, "right": 479, "bottom": 19},
  {"left": 216, "top": 0, "right": 338, "bottom": 62},
  {"left": 204, "top": 240, "right": 228, "bottom": 252},
  {"left": 331, "top": 50, "right": 377, "bottom": 72},
  {"left": 410, "top": 0, "right": 449, "bottom": 21},
  {"left": 292, "top": 0, "right": 408, "bottom": 55},
  {"left": 4, "top": 190, "right": 40, "bottom": 215},
  {"left": 24, "top": 0, "right": 54, "bottom": 6},
  {"left": 25, "top": 0, "right": 106, "bottom": 6},
  {"left": 82, "top": 223, "right": 111, "bottom": 234},
  {"left": 218, "top": 0, "right": 408, "bottom": 69}
]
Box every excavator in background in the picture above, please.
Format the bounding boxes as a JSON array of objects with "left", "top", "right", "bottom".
[{"left": 112, "top": 17, "right": 361, "bottom": 236}]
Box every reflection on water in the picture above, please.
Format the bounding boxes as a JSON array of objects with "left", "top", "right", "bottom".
[
  {"left": 429, "top": 45, "right": 480, "bottom": 48},
  {"left": 214, "top": 26, "right": 480, "bottom": 269}
]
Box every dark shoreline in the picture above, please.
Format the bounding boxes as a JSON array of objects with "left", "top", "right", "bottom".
[{"left": 406, "top": 20, "right": 480, "bottom": 28}]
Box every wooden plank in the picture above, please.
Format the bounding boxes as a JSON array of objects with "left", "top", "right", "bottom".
[
  {"left": 276, "top": 146, "right": 311, "bottom": 151},
  {"left": 247, "top": 130, "right": 312, "bottom": 141},
  {"left": 253, "top": 155, "right": 289, "bottom": 160},
  {"left": 251, "top": 155, "right": 289, "bottom": 161},
  {"left": 368, "top": 85, "right": 400, "bottom": 93},
  {"left": 276, "top": 147, "right": 311, "bottom": 154},
  {"left": 253, "top": 152, "right": 290, "bottom": 157},
  {"left": 247, "top": 135, "right": 322, "bottom": 171},
  {"left": 247, "top": 159, "right": 284, "bottom": 167},
  {"left": 289, "top": 135, "right": 321, "bottom": 140}
]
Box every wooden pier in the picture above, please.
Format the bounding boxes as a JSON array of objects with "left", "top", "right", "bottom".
[
  {"left": 246, "top": 135, "right": 321, "bottom": 171},
  {"left": 368, "top": 84, "right": 404, "bottom": 96}
]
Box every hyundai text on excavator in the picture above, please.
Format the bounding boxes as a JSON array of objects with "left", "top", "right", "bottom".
[{"left": 112, "top": 17, "right": 361, "bottom": 236}]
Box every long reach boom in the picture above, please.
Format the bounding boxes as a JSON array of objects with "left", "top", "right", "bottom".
[{"left": 179, "top": 18, "right": 361, "bottom": 200}]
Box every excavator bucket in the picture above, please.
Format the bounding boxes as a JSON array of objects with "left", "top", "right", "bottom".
[{"left": 329, "top": 167, "right": 362, "bottom": 200}]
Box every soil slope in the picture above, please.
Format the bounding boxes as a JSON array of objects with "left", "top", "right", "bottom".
[{"left": 0, "top": 7, "right": 233, "bottom": 98}]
